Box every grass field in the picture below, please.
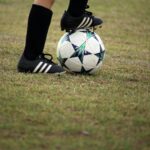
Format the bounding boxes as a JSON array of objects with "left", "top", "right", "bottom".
[{"left": 0, "top": 0, "right": 150, "bottom": 150}]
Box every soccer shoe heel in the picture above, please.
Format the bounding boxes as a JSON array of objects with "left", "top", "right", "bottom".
[{"left": 17, "top": 67, "right": 30, "bottom": 73}]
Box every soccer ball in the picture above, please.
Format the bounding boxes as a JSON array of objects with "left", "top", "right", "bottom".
[{"left": 57, "top": 29, "right": 105, "bottom": 74}]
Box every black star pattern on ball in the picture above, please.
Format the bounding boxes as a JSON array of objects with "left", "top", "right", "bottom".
[
  {"left": 70, "top": 43, "right": 92, "bottom": 63},
  {"left": 61, "top": 34, "right": 70, "bottom": 44},
  {"left": 95, "top": 45, "right": 105, "bottom": 65},
  {"left": 58, "top": 52, "right": 69, "bottom": 69},
  {"left": 81, "top": 67, "right": 93, "bottom": 74},
  {"left": 73, "top": 67, "right": 93, "bottom": 74}
]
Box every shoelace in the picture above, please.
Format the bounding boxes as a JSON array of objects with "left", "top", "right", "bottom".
[{"left": 39, "top": 53, "right": 56, "bottom": 64}]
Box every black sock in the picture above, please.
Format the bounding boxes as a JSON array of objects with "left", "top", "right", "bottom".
[
  {"left": 67, "top": 0, "right": 88, "bottom": 17},
  {"left": 23, "top": 4, "right": 52, "bottom": 60}
]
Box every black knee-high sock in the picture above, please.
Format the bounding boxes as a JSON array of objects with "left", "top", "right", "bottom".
[
  {"left": 23, "top": 4, "right": 52, "bottom": 60},
  {"left": 67, "top": 0, "right": 88, "bottom": 17}
]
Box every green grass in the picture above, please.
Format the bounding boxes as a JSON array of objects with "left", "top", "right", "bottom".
[{"left": 0, "top": 0, "right": 150, "bottom": 150}]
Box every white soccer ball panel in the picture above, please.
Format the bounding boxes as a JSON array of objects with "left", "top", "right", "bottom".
[
  {"left": 83, "top": 55, "right": 99, "bottom": 70},
  {"left": 89, "top": 61, "right": 103, "bottom": 74},
  {"left": 85, "top": 37, "right": 100, "bottom": 54},
  {"left": 57, "top": 33, "right": 68, "bottom": 54},
  {"left": 94, "top": 33, "right": 105, "bottom": 51},
  {"left": 57, "top": 33, "right": 68, "bottom": 46},
  {"left": 69, "top": 31, "right": 86, "bottom": 47},
  {"left": 57, "top": 33, "right": 71, "bottom": 57},
  {"left": 65, "top": 57, "right": 82, "bottom": 72},
  {"left": 58, "top": 41, "right": 75, "bottom": 58}
]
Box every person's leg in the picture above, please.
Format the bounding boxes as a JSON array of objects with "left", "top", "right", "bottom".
[
  {"left": 61, "top": 0, "right": 103, "bottom": 32},
  {"left": 23, "top": 0, "right": 54, "bottom": 60},
  {"left": 67, "top": 0, "right": 88, "bottom": 17},
  {"left": 34, "top": 0, "right": 55, "bottom": 9},
  {"left": 18, "top": 0, "right": 64, "bottom": 74}
]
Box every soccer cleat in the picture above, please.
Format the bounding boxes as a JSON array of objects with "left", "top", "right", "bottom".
[
  {"left": 61, "top": 8, "right": 103, "bottom": 32},
  {"left": 17, "top": 53, "right": 65, "bottom": 74}
]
